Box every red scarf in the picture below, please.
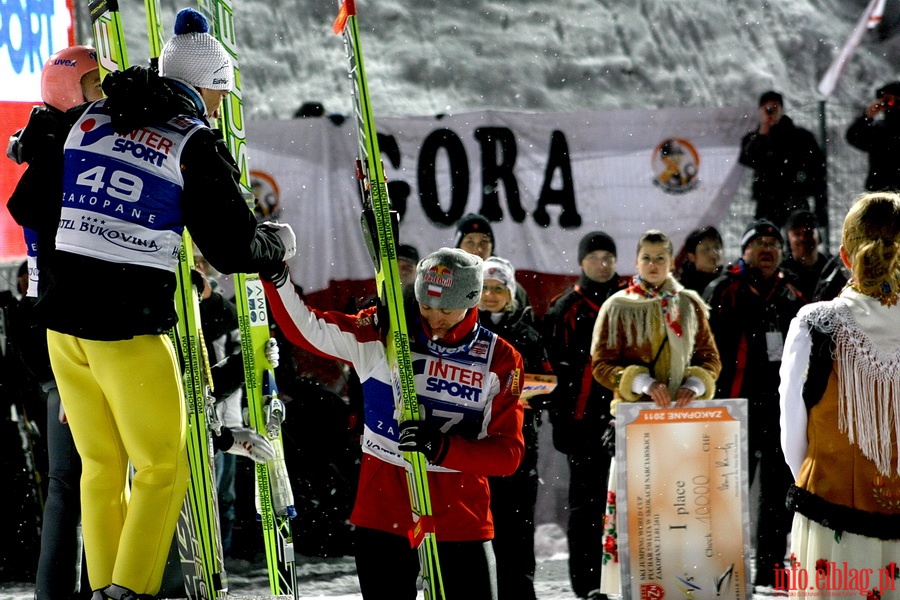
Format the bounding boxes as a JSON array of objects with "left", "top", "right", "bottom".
[{"left": 626, "top": 276, "right": 683, "bottom": 337}]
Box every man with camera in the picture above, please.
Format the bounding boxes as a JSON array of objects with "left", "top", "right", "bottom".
[
  {"left": 739, "top": 90, "right": 827, "bottom": 229},
  {"left": 846, "top": 81, "right": 900, "bottom": 192}
]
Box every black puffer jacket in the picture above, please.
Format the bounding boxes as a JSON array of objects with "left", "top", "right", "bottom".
[
  {"left": 703, "top": 263, "right": 806, "bottom": 444},
  {"left": 8, "top": 66, "right": 285, "bottom": 340}
]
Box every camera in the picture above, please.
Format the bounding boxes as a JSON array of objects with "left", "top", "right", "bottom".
[{"left": 764, "top": 105, "right": 777, "bottom": 115}]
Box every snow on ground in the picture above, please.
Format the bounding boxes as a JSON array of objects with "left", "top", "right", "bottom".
[
  {"left": 0, "top": 522, "right": 781, "bottom": 600},
  {"left": 0, "top": 524, "right": 575, "bottom": 600}
]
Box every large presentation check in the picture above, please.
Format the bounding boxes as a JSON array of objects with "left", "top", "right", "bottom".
[{"left": 615, "top": 399, "right": 751, "bottom": 600}]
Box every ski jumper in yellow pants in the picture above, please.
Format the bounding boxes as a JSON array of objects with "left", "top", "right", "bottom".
[{"left": 48, "top": 331, "right": 189, "bottom": 595}]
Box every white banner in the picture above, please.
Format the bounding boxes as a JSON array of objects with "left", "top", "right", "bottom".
[
  {"left": 246, "top": 107, "right": 750, "bottom": 294},
  {"left": 0, "top": 0, "right": 73, "bottom": 102}
]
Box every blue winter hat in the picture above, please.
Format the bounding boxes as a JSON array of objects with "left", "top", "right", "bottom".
[{"left": 159, "top": 8, "right": 232, "bottom": 91}]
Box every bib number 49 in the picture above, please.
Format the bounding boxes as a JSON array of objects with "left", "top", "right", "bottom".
[{"left": 76, "top": 166, "right": 143, "bottom": 202}]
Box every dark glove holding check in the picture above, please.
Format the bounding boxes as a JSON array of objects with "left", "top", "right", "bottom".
[
  {"left": 398, "top": 420, "right": 449, "bottom": 465},
  {"left": 601, "top": 419, "right": 617, "bottom": 458}
]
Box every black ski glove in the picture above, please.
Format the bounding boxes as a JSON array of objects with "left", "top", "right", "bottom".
[
  {"left": 398, "top": 420, "right": 449, "bottom": 465},
  {"left": 258, "top": 262, "right": 289, "bottom": 287}
]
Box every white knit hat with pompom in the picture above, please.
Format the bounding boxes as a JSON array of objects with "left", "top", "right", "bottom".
[{"left": 159, "top": 8, "right": 232, "bottom": 91}]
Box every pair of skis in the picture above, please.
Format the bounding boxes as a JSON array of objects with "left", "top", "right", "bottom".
[
  {"left": 195, "top": 0, "right": 299, "bottom": 595},
  {"left": 333, "top": 1, "right": 446, "bottom": 597},
  {"left": 87, "top": 0, "right": 297, "bottom": 597}
]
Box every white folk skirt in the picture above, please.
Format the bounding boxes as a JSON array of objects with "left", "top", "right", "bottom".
[{"left": 788, "top": 512, "right": 900, "bottom": 599}]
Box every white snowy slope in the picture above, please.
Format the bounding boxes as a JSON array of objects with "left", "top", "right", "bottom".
[
  {"left": 67, "top": 0, "right": 900, "bottom": 255},
  {"left": 75, "top": 0, "right": 900, "bottom": 120}
]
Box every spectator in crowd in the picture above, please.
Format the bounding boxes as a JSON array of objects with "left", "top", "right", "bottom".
[
  {"left": 455, "top": 212, "right": 530, "bottom": 308},
  {"left": 592, "top": 229, "right": 721, "bottom": 597},
  {"left": 739, "top": 90, "right": 827, "bottom": 229},
  {"left": 7, "top": 10, "right": 294, "bottom": 599},
  {"left": 0, "top": 278, "right": 48, "bottom": 583},
  {"left": 293, "top": 100, "right": 345, "bottom": 125},
  {"left": 477, "top": 256, "right": 552, "bottom": 600},
  {"left": 703, "top": 219, "right": 806, "bottom": 590},
  {"left": 674, "top": 225, "right": 724, "bottom": 294},
  {"left": 780, "top": 210, "right": 828, "bottom": 301},
  {"left": 811, "top": 254, "right": 851, "bottom": 302},
  {"left": 780, "top": 191, "right": 900, "bottom": 595},
  {"left": 397, "top": 243, "right": 419, "bottom": 289},
  {"left": 294, "top": 101, "right": 326, "bottom": 118},
  {"left": 262, "top": 247, "right": 525, "bottom": 600},
  {"left": 455, "top": 213, "right": 495, "bottom": 260},
  {"left": 541, "top": 231, "right": 628, "bottom": 599},
  {"left": 846, "top": 81, "right": 900, "bottom": 192}
]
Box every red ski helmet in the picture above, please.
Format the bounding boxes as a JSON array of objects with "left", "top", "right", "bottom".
[{"left": 40, "top": 46, "right": 99, "bottom": 111}]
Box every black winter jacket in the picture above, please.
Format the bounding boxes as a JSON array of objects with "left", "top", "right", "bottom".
[
  {"left": 541, "top": 273, "right": 628, "bottom": 455},
  {"left": 7, "top": 66, "right": 285, "bottom": 340},
  {"left": 739, "top": 116, "right": 827, "bottom": 227},
  {"left": 845, "top": 109, "right": 900, "bottom": 192},
  {"left": 703, "top": 264, "right": 806, "bottom": 443}
]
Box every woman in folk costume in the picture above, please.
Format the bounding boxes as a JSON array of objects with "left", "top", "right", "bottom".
[
  {"left": 780, "top": 192, "right": 900, "bottom": 600},
  {"left": 590, "top": 230, "right": 722, "bottom": 596}
]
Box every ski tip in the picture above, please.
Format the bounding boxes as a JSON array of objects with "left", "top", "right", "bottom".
[{"left": 332, "top": 0, "right": 356, "bottom": 34}]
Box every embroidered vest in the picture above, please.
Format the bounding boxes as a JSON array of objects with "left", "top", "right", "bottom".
[{"left": 797, "top": 302, "right": 900, "bottom": 515}]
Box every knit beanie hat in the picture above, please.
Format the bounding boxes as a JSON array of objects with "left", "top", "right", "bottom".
[
  {"left": 415, "top": 248, "right": 483, "bottom": 309},
  {"left": 740, "top": 219, "right": 783, "bottom": 253},
  {"left": 397, "top": 243, "right": 420, "bottom": 265},
  {"left": 482, "top": 256, "right": 517, "bottom": 299},
  {"left": 159, "top": 8, "right": 232, "bottom": 91},
  {"left": 785, "top": 210, "right": 819, "bottom": 231},
  {"left": 578, "top": 231, "right": 617, "bottom": 263},
  {"left": 454, "top": 213, "right": 495, "bottom": 251}
]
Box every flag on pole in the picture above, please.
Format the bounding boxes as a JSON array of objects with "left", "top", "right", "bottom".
[
  {"left": 817, "top": 0, "right": 886, "bottom": 97},
  {"left": 868, "top": 0, "right": 887, "bottom": 29}
]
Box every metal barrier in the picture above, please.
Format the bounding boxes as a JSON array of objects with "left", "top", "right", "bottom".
[{"left": 720, "top": 100, "right": 870, "bottom": 260}]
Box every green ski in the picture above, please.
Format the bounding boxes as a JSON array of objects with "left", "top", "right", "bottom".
[
  {"left": 197, "top": 0, "right": 299, "bottom": 596},
  {"left": 333, "top": 1, "right": 445, "bottom": 597}
]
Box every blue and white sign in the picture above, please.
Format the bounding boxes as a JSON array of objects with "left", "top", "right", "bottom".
[{"left": 1, "top": 0, "right": 73, "bottom": 102}]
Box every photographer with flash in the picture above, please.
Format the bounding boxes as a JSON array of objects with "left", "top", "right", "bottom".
[
  {"left": 739, "top": 90, "right": 827, "bottom": 229},
  {"left": 846, "top": 81, "right": 900, "bottom": 193}
]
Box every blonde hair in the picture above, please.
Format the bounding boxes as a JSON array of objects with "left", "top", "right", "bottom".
[{"left": 842, "top": 191, "right": 900, "bottom": 300}]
